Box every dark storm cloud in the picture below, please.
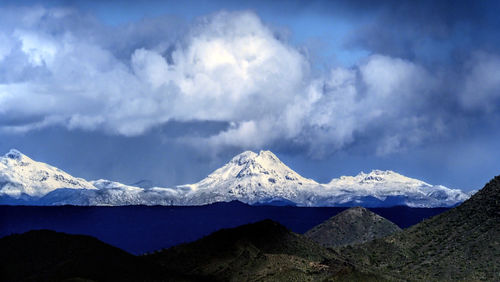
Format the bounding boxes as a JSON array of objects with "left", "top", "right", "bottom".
[
  {"left": 159, "top": 120, "right": 230, "bottom": 138},
  {"left": 0, "top": 114, "right": 45, "bottom": 126},
  {"left": 342, "top": 0, "right": 500, "bottom": 63},
  {"left": 324, "top": 0, "right": 500, "bottom": 152}
]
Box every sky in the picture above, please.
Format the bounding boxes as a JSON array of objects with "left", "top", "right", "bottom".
[{"left": 0, "top": 0, "right": 500, "bottom": 192}]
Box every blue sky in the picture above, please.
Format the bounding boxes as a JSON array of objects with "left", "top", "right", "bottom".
[{"left": 1, "top": 0, "right": 500, "bottom": 191}]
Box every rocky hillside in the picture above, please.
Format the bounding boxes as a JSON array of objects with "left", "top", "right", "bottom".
[
  {"left": 340, "top": 175, "right": 500, "bottom": 281},
  {"left": 305, "top": 207, "right": 401, "bottom": 248},
  {"left": 147, "top": 219, "right": 381, "bottom": 281},
  {"left": 1, "top": 222, "right": 384, "bottom": 281}
]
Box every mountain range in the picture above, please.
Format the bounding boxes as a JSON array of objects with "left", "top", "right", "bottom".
[
  {"left": 0, "top": 149, "right": 470, "bottom": 207},
  {"left": 2, "top": 174, "right": 498, "bottom": 281}
]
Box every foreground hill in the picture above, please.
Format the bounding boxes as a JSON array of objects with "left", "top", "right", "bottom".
[
  {"left": 1, "top": 149, "right": 469, "bottom": 207},
  {"left": 147, "top": 219, "right": 380, "bottom": 281},
  {"left": 305, "top": 207, "right": 401, "bottom": 248},
  {"left": 0, "top": 230, "right": 170, "bottom": 281},
  {"left": 0, "top": 223, "right": 381, "bottom": 281},
  {"left": 340, "top": 175, "right": 500, "bottom": 281}
]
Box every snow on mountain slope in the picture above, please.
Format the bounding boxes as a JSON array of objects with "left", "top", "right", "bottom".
[
  {"left": 321, "top": 170, "right": 469, "bottom": 207},
  {"left": 176, "top": 153, "right": 469, "bottom": 207},
  {"left": 179, "top": 150, "right": 319, "bottom": 205},
  {"left": 91, "top": 179, "right": 143, "bottom": 191},
  {"left": 0, "top": 149, "right": 471, "bottom": 207},
  {"left": 0, "top": 150, "right": 182, "bottom": 206},
  {"left": 38, "top": 186, "right": 182, "bottom": 206},
  {"left": 328, "top": 170, "right": 430, "bottom": 189},
  {"left": 59, "top": 179, "right": 181, "bottom": 206},
  {"left": 0, "top": 149, "right": 96, "bottom": 198}
]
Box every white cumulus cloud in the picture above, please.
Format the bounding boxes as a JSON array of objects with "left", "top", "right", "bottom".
[{"left": 0, "top": 7, "right": 495, "bottom": 157}]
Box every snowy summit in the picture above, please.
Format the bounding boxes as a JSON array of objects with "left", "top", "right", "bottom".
[
  {"left": 179, "top": 150, "right": 319, "bottom": 205},
  {"left": 0, "top": 149, "right": 96, "bottom": 198},
  {"left": 0, "top": 149, "right": 470, "bottom": 207}
]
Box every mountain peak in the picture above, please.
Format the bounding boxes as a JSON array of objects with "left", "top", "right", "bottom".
[
  {"left": 257, "top": 149, "right": 278, "bottom": 158},
  {"left": 184, "top": 150, "right": 319, "bottom": 205},
  {"left": 358, "top": 170, "right": 401, "bottom": 183},
  {"left": 356, "top": 169, "right": 398, "bottom": 178},
  {"left": 369, "top": 169, "right": 396, "bottom": 175},
  {"left": 0, "top": 149, "right": 96, "bottom": 197},
  {"left": 4, "top": 149, "right": 27, "bottom": 161},
  {"left": 229, "top": 150, "right": 280, "bottom": 165},
  {"left": 341, "top": 206, "right": 370, "bottom": 215},
  {"left": 227, "top": 150, "right": 288, "bottom": 174},
  {"left": 229, "top": 150, "right": 257, "bottom": 165},
  {"left": 305, "top": 206, "right": 401, "bottom": 247},
  {"left": 332, "top": 169, "right": 430, "bottom": 188},
  {"left": 150, "top": 219, "right": 332, "bottom": 279}
]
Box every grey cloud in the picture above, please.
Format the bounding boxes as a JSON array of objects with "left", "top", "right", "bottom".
[
  {"left": 343, "top": 1, "right": 500, "bottom": 62},
  {"left": 204, "top": 54, "right": 444, "bottom": 157},
  {"left": 0, "top": 6, "right": 499, "bottom": 159},
  {"left": 460, "top": 52, "right": 500, "bottom": 112}
]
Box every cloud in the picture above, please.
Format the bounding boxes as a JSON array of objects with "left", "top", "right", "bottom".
[
  {"left": 460, "top": 52, "right": 500, "bottom": 112},
  {"left": 205, "top": 54, "right": 440, "bottom": 157},
  {"left": 343, "top": 0, "right": 500, "bottom": 64},
  {"left": 0, "top": 9, "right": 309, "bottom": 135},
  {"left": 0, "top": 6, "right": 499, "bottom": 158}
]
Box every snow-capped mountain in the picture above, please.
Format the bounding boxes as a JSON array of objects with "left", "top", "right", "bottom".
[
  {"left": 0, "top": 149, "right": 96, "bottom": 198},
  {"left": 38, "top": 186, "right": 182, "bottom": 206},
  {"left": 176, "top": 152, "right": 468, "bottom": 207},
  {"left": 0, "top": 149, "right": 471, "bottom": 207},
  {"left": 320, "top": 170, "right": 469, "bottom": 207},
  {"left": 179, "top": 150, "right": 319, "bottom": 205}
]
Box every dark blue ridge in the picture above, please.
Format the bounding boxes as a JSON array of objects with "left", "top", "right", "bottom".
[{"left": 0, "top": 203, "right": 448, "bottom": 255}]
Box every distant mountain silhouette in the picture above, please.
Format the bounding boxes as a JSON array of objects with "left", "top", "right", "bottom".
[{"left": 305, "top": 207, "right": 401, "bottom": 247}]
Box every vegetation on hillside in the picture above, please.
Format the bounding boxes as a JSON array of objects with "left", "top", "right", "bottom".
[
  {"left": 339, "top": 176, "right": 500, "bottom": 281},
  {"left": 305, "top": 206, "right": 401, "bottom": 248}
]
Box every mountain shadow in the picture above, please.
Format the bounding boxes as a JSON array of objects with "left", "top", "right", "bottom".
[
  {"left": 305, "top": 207, "right": 402, "bottom": 248},
  {"left": 339, "top": 175, "right": 500, "bottom": 281}
]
